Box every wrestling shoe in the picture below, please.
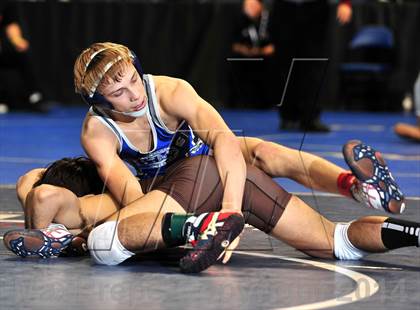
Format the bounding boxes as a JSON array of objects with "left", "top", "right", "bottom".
[
  {"left": 343, "top": 140, "right": 405, "bottom": 214},
  {"left": 3, "top": 224, "right": 73, "bottom": 258},
  {"left": 179, "top": 212, "right": 244, "bottom": 273},
  {"left": 60, "top": 236, "right": 89, "bottom": 257}
]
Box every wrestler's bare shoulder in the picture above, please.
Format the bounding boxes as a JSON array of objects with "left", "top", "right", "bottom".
[
  {"left": 152, "top": 75, "right": 189, "bottom": 124},
  {"left": 81, "top": 112, "right": 113, "bottom": 138},
  {"left": 152, "top": 75, "right": 185, "bottom": 101},
  {"left": 153, "top": 75, "right": 180, "bottom": 89}
]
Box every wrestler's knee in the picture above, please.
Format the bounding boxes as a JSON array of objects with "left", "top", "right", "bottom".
[
  {"left": 251, "top": 140, "right": 271, "bottom": 161},
  {"left": 88, "top": 221, "right": 134, "bottom": 266},
  {"left": 251, "top": 141, "right": 287, "bottom": 176}
]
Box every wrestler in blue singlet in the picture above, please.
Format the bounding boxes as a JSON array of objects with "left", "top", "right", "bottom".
[{"left": 89, "top": 74, "right": 210, "bottom": 179}]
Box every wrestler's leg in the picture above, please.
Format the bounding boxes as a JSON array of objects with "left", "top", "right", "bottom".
[
  {"left": 89, "top": 158, "right": 419, "bottom": 262},
  {"left": 241, "top": 164, "right": 418, "bottom": 259},
  {"left": 346, "top": 216, "right": 387, "bottom": 252},
  {"left": 270, "top": 196, "right": 336, "bottom": 258},
  {"left": 105, "top": 190, "right": 185, "bottom": 252},
  {"left": 346, "top": 216, "right": 420, "bottom": 253},
  {"left": 88, "top": 189, "right": 243, "bottom": 271},
  {"left": 240, "top": 137, "right": 405, "bottom": 214},
  {"left": 113, "top": 158, "right": 415, "bottom": 261},
  {"left": 271, "top": 199, "right": 420, "bottom": 259},
  {"left": 239, "top": 136, "right": 344, "bottom": 194},
  {"left": 89, "top": 157, "right": 244, "bottom": 270},
  {"left": 238, "top": 164, "right": 336, "bottom": 258}
]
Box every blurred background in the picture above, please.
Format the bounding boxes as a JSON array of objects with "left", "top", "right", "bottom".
[{"left": 0, "top": 0, "right": 418, "bottom": 113}]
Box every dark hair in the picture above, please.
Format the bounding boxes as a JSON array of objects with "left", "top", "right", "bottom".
[{"left": 33, "top": 156, "right": 105, "bottom": 197}]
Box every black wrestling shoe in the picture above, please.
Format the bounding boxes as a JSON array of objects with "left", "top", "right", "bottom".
[
  {"left": 60, "top": 236, "right": 89, "bottom": 257},
  {"left": 179, "top": 212, "right": 244, "bottom": 273}
]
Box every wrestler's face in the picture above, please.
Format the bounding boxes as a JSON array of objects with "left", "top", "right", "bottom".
[{"left": 101, "top": 64, "right": 147, "bottom": 115}]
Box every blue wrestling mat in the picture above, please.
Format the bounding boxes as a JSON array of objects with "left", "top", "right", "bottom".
[{"left": 1, "top": 106, "right": 419, "bottom": 198}]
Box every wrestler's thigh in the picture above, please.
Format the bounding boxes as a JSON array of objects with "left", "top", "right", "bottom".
[
  {"left": 153, "top": 155, "right": 223, "bottom": 214},
  {"left": 270, "top": 195, "right": 336, "bottom": 258},
  {"left": 105, "top": 190, "right": 185, "bottom": 222},
  {"left": 239, "top": 136, "right": 292, "bottom": 177}
]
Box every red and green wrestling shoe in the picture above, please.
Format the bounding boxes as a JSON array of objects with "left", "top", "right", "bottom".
[
  {"left": 179, "top": 212, "right": 244, "bottom": 273},
  {"left": 343, "top": 140, "right": 405, "bottom": 214},
  {"left": 3, "top": 224, "right": 87, "bottom": 258}
]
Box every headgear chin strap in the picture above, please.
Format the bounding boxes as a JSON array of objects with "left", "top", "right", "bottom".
[
  {"left": 113, "top": 105, "right": 148, "bottom": 118},
  {"left": 80, "top": 49, "right": 145, "bottom": 117}
]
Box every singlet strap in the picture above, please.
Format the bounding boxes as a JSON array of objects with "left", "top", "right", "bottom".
[
  {"left": 89, "top": 106, "right": 124, "bottom": 153},
  {"left": 143, "top": 74, "right": 177, "bottom": 134}
]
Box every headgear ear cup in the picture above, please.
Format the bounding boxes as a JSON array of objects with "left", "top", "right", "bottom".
[
  {"left": 82, "top": 92, "right": 113, "bottom": 109},
  {"left": 81, "top": 48, "right": 144, "bottom": 110},
  {"left": 130, "top": 51, "right": 144, "bottom": 78}
]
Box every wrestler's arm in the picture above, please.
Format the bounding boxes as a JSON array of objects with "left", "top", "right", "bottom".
[
  {"left": 160, "top": 77, "right": 246, "bottom": 213},
  {"left": 24, "top": 184, "right": 83, "bottom": 232},
  {"left": 16, "top": 168, "right": 45, "bottom": 207},
  {"left": 24, "top": 184, "right": 120, "bottom": 235},
  {"left": 17, "top": 168, "right": 85, "bottom": 232},
  {"left": 81, "top": 115, "right": 144, "bottom": 206}
]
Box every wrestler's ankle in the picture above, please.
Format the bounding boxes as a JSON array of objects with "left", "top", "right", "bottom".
[{"left": 337, "top": 171, "right": 356, "bottom": 199}]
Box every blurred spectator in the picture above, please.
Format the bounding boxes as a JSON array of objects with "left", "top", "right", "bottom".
[
  {"left": 394, "top": 73, "right": 420, "bottom": 142},
  {"left": 0, "top": 0, "right": 46, "bottom": 113},
  {"left": 270, "top": 0, "right": 352, "bottom": 132},
  {"left": 228, "top": 0, "right": 276, "bottom": 109}
]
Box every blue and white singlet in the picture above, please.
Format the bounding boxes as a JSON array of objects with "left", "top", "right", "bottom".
[{"left": 89, "top": 74, "right": 210, "bottom": 179}]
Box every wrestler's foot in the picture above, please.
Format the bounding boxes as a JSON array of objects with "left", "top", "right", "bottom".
[
  {"left": 3, "top": 224, "right": 73, "bottom": 258},
  {"left": 60, "top": 236, "right": 89, "bottom": 257},
  {"left": 179, "top": 212, "right": 244, "bottom": 273},
  {"left": 343, "top": 140, "right": 405, "bottom": 214}
]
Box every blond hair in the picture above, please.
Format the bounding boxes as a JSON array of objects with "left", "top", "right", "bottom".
[{"left": 74, "top": 42, "right": 134, "bottom": 96}]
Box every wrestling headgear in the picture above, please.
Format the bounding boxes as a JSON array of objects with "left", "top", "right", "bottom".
[{"left": 79, "top": 47, "right": 146, "bottom": 118}]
